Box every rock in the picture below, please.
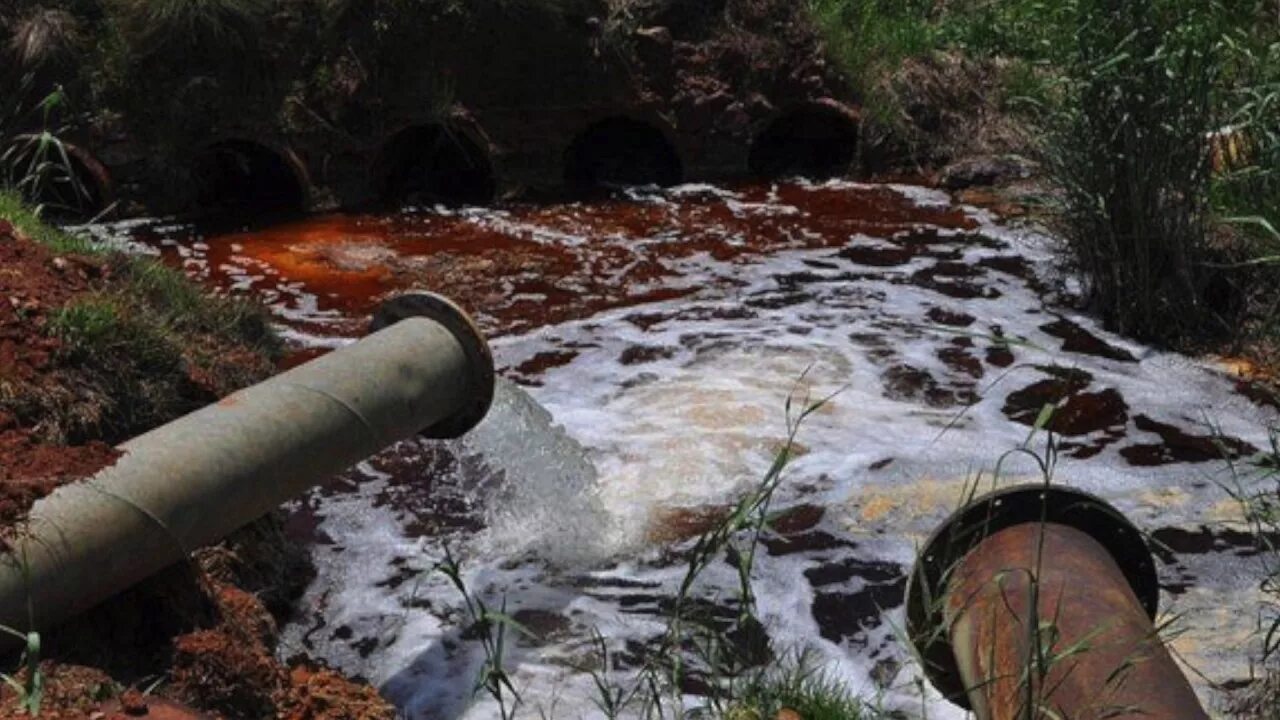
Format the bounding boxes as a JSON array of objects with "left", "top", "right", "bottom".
[{"left": 939, "top": 154, "right": 1035, "bottom": 190}]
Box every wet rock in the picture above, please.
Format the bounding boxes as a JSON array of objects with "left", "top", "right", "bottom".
[
  {"left": 839, "top": 245, "right": 915, "bottom": 267},
  {"left": 768, "top": 504, "right": 825, "bottom": 534},
  {"left": 744, "top": 291, "right": 808, "bottom": 309},
  {"left": 870, "top": 657, "right": 901, "bottom": 689},
  {"left": 513, "top": 350, "right": 579, "bottom": 378},
  {"left": 512, "top": 609, "right": 573, "bottom": 645},
  {"left": 978, "top": 254, "right": 1035, "bottom": 281},
  {"left": 763, "top": 529, "right": 853, "bottom": 556},
  {"left": 939, "top": 155, "right": 1034, "bottom": 190},
  {"left": 982, "top": 325, "right": 1017, "bottom": 367},
  {"left": 809, "top": 576, "right": 906, "bottom": 645},
  {"left": 1236, "top": 379, "right": 1280, "bottom": 410},
  {"left": 910, "top": 263, "right": 1000, "bottom": 300},
  {"left": 1150, "top": 525, "right": 1271, "bottom": 563},
  {"left": 646, "top": 504, "right": 733, "bottom": 544}
]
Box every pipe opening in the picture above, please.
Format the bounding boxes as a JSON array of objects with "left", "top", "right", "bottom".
[
  {"left": 748, "top": 103, "right": 859, "bottom": 180},
  {"left": 191, "top": 140, "right": 306, "bottom": 215},
  {"left": 564, "top": 117, "right": 683, "bottom": 191},
  {"left": 375, "top": 124, "right": 496, "bottom": 206}
]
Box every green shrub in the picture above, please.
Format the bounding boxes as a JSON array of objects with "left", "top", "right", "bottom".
[
  {"left": 806, "top": 0, "right": 937, "bottom": 116},
  {"left": 1046, "top": 0, "right": 1237, "bottom": 343}
]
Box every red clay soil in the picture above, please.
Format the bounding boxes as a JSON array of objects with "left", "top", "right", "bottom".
[
  {"left": 0, "top": 222, "right": 395, "bottom": 719},
  {"left": 169, "top": 583, "right": 395, "bottom": 720},
  {"left": 0, "top": 222, "right": 120, "bottom": 531}
]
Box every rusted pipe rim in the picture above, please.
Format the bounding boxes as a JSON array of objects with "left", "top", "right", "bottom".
[
  {"left": 904, "top": 484, "right": 1158, "bottom": 708},
  {"left": 370, "top": 292, "right": 495, "bottom": 439}
]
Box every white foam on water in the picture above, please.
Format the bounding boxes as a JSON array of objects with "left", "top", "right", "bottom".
[{"left": 102, "top": 182, "right": 1280, "bottom": 718}]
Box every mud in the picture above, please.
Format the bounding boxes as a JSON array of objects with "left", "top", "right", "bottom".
[{"left": 0, "top": 230, "right": 121, "bottom": 530}]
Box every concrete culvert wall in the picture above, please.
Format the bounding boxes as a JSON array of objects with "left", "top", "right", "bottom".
[
  {"left": 748, "top": 101, "right": 860, "bottom": 180},
  {"left": 375, "top": 124, "right": 496, "bottom": 206},
  {"left": 191, "top": 140, "right": 306, "bottom": 215},
  {"left": 564, "top": 117, "right": 683, "bottom": 191}
]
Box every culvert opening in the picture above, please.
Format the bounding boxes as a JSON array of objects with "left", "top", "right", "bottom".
[
  {"left": 375, "top": 124, "right": 496, "bottom": 206},
  {"left": 564, "top": 118, "right": 683, "bottom": 191},
  {"left": 191, "top": 140, "right": 305, "bottom": 215},
  {"left": 748, "top": 104, "right": 859, "bottom": 180}
]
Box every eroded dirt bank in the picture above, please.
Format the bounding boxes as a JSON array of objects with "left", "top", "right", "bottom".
[{"left": 0, "top": 220, "right": 397, "bottom": 718}]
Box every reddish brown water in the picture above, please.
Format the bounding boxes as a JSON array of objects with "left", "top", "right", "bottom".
[{"left": 126, "top": 183, "right": 974, "bottom": 340}]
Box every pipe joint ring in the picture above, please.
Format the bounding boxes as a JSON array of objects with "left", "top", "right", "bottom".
[
  {"left": 370, "top": 292, "right": 495, "bottom": 439},
  {"left": 904, "top": 484, "right": 1159, "bottom": 708}
]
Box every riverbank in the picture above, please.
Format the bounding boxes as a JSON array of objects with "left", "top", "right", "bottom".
[{"left": 0, "top": 196, "right": 397, "bottom": 718}]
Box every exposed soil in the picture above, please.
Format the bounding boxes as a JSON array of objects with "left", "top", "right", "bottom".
[
  {"left": 0, "top": 223, "right": 121, "bottom": 530},
  {"left": 0, "top": 221, "right": 391, "bottom": 718}
]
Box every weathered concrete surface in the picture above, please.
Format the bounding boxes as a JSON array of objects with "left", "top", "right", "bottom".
[{"left": 67, "top": 0, "right": 850, "bottom": 216}]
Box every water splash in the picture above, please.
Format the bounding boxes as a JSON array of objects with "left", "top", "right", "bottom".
[{"left": 458, "top": 378, "right": 615, "bottom": 566}]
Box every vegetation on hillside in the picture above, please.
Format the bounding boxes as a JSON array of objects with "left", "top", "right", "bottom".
[{"left": 811, "top": 0, "right": 1279, "bottom": 349}]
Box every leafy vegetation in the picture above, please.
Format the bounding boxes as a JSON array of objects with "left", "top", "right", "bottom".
[
  {"left": 808, "top": 0, "right": 1279, "bottom": 350},
  {"left": 36, "top": 258, "right": 279, "bottom": 445},
  {"left": 1049, "top": 0, "right": 1231, "bottom": 342},
  {"left": 0, "top": 190, "right": 96, "bottom": 253},
  {"left": 0, "top": 196, "right": 280, "bottom": 446}
]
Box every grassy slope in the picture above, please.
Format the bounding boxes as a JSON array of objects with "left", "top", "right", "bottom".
[{"left": 0, "top": 191, "right": 280, "bottom": 446}]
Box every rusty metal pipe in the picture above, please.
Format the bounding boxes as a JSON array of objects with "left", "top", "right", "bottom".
[
  {"left": 907, "top": 485, "right": 1208, "bottom": 720},
  {"left": 0, "top": 292, "right": 494, "bottom": 635}
]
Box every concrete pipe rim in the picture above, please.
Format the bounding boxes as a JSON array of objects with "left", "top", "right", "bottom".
[
  {"left": 369, "top": 292, "right": 495, "bottom": 439},
  {"left": 903, "top": 483, "right": 1159, "bottom": 708}
]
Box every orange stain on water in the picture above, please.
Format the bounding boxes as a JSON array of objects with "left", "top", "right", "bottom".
[{"left": 131, "top": 182, "right": 977, "bottom": 340}]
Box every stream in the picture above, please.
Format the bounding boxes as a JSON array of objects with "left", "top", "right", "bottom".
[{"left": 92, "top": 179, "right": 1279, "bottom": 718}]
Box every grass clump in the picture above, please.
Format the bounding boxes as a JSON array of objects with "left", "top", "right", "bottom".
[
  {"left": 727, "top": 651, "right": 871, "bottom": 720},
  {"left": 0, "top": 189, "right": 96, "bottom": 253},
  {"left": 1046, "top": 0, "right": 1279, "bottom": 346},
  {"left": 1048, "top": 0, "right": 1230, "bottom": 343},
  {"left": 806, "top": 0, "right": 937, "bottom": 113},
  {"left": 36, "top": 258, "right": 279, "bottom": 445},
  {"left": 0, "top": 196, "right": 280, "bottom": 446}
]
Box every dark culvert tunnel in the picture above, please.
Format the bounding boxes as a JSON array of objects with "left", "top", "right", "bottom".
[
  {"left": 375, "top": 124, "right": 496, "bottom": 207},
  {"left": 748, "top": 103, "right": 860, "bottom": 180},
  {"left": 191, "top": 140, "right": 306, "bottom": 215},
  {"left": 564, "top": 117, "right": 683, "bottom": 192}
]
